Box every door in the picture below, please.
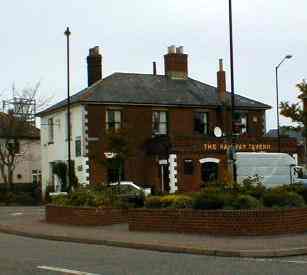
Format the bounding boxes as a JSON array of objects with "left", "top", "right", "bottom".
[{"left": 200, "top": 159, "right": 219, "bottom": 184}]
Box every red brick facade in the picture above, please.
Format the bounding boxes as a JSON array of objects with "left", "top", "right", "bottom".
[
  {"left": 128, "top": 208, "right": 307, "bottom": 236},
  {"left": 85, "top": 103, "right": 298, "bottom": 192}
]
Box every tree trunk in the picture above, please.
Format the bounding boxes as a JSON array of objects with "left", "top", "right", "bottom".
[
  {"left": 7, "top": 166, "right": 13, "bottom": 192},
  {"left": 0, "top": 165, "right": 8, "bottom": 192}
]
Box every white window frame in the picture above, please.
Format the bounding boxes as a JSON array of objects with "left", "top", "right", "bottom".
[
  {"left": 106, "top": 110, "right": 122, "bottom": 130},
  {"left": 152, "top": 111, "right": 168, "bottom": 136}
]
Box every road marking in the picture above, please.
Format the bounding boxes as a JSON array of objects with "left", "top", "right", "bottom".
[
  {"left": 243, "top": 258, "right": 307, "bottom": 265},
  {"left": 37, "top": 265, "right": 101, "bottom": 274},
  {"left": 10, "top": 212, "right": 23, "bottom": 216}
]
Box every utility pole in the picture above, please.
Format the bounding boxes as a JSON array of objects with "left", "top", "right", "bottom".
[
  {"left": 228, "top": 0, "right": 237, "bottom": 182},
  {"left": 64, "top": 27, "right": 72, "bottom": 190}
]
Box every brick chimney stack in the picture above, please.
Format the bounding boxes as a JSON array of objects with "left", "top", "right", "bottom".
[
  {"left": 87, "top": 46, "right": 102, "bottom": 86},
  {"left": 164, "top": 45, "right": 188, "bottom": 80},
  {"left": 217, "top": 59, "right": 226, "bottom": 103}
]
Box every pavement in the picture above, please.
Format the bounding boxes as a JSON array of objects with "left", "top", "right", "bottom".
[{"left": 2, "top": 206, "right": 307, "bottom": 258}]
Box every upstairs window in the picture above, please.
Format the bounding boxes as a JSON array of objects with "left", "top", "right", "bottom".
[
  {"left": 240, "top": 113, "right": 248, "bottom": 134},
  {"left": 194, "top": 112, "right": 208, "bottom": 135},
  {"left": 106, "top": 110, "right": 122, "bottom": 130},
  {"left": 75, "top": 136, "right": 81, "bottom": 157},
  {"left": 152, "top": 111, "right": 168, "bottom": 136},
  {"left": 48, "top": 118, "right": 54, "bottom": 143}
]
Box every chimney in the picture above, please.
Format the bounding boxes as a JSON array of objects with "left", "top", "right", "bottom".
[
  {"left": 217, "top": 59, "right": 226, "bottom": 103},
  {"left": 153, "top": 61, "right": 157, "bottom": 75},
  {"left": 164, "top": 45, "right": 188, "bottom": 80},
  {"left": 87, "top": 46, "right": 102, "bottom": 86}
]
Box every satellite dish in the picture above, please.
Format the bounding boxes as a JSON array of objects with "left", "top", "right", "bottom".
[
  {"left": 214, "top": 127, "right": 222, "bottom": 138},
  {"left": 104, "top": 152, "right": 117, "bottom": 159}
]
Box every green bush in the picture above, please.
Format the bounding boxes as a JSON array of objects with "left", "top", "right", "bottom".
[
  {"left": 50, "top": 186, "right": 144, "bottom": 209},
  {"left": 171, "top": 195, "right": 193, "bottom": 209},
  {"left": 160, "top": 195, "right": 177, "bottom": 208},
  {"left": 144, "top": 196, "right": 162, "bottom": 208},
  {"left": 231, "top": 194, "right": 262, "bottom": 209},
  {"left": 67, "top": 190, "right": 96, "bottom": 207},
  {"left": 51, "top": 194, "right": 69, "bottom": 206},
  {"left": 192, "top": 191, "right": 225, "bottom": 210},
  {"left": 239, "top": 183, "right": 266, "bottom": 199},
  {"left": 263, "top": 190, "right": 305, "bottom": 208},
  {"left": 14, "top": 192, "right": 36, "bottom": 206}
]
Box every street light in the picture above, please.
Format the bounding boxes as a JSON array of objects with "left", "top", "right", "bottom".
[
  {"left": 64, "top": 27, "right": 72, "bottom": 190},
  {"left": 228, "top": 0, "right": 237, "bottom": 182},
  {"left": 275, "top": 54, "right": 293, "bottom": 152}
]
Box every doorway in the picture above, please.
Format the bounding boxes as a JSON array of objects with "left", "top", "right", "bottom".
[{"left": 199, "top": 158, "right": 220, "bottom": 184}]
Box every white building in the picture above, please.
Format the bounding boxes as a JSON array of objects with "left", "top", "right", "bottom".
[
  {"left": 0, "top": 112, "right": 41, "bottom": 185},
  {"left": 40, "top": 105, "right": 89, "bottom": 194}
]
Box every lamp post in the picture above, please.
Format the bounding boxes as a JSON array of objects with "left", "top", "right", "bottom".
[
  {"left": 228, "top": 0, "right": 235, "bottom": 143},
  {"left": 64, "top": 27, "right": 72, "bottom": 190},
  {"left": 228, "top": 0, "right": 237, "bottom": 182},
  {"left": 275, "top": 55, "right": 292, "bottom": 152}
]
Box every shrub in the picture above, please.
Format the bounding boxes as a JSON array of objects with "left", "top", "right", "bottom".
[
  {"left": 51, "top": 194, "right": 69, "bottom": 206},
  {"left": 144, "top": 196, "right": 162, "bottom": 208},
  {"left": 231, "top": 194, "right": 262, "bottom": 209},
  {"left": 2, "top": 192, "right": 18, "bottom": 205},
  {"left": 160, "top": 195, "right": 177, "bottom": 208},
  {"left": 239, "top": 183, "right": 266, "bottom": 199},
  {"left": 263, "top": 190, "right": 305, "bottom": 208},
  {"left": 14, "top": 192, "right": 36, "bottom": 206},
  {"left": 67, "top": 190, "right": 96, "bottom": 207},
  {"left": 171, "top": 195, "right": 193, "bottom": 209},
  {"left": 192, "top": 191, "right": 225, "bottom": 210}
]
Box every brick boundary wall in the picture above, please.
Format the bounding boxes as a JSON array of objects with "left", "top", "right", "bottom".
[
  {"left": 46, "top": 205, "right": 128, "bottom": 226},
  {"left": 128, "top": 208, "right": 307, "bottom": 236}
]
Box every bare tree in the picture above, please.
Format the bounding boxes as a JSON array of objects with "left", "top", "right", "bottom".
[{"left": 0, "top": 83, "right": 52, "bottom": 191}]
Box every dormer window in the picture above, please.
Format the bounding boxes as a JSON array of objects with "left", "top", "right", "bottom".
[{"left": 152, "top": 111, "right": 168, "bottom": 136}]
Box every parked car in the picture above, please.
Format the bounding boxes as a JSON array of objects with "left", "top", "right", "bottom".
[{"left": 109, "top": 181, "right": 151, "bottom": 196}]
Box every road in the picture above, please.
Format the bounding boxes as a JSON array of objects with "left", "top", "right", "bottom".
[{"left": 1, "top": 233, "right": 307, "bottom": 275}]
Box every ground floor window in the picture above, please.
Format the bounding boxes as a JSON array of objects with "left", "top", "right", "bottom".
[
  {"left": 201, "top": 162, "right": 219, "bottom": 183},
  {"left": 32, "top": 169, "right": 41, "bottom": 184}
]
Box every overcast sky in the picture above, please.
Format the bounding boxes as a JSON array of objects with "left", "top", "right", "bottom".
[{"left": 1, "top": 0, "right": 306, "bottom": 130}]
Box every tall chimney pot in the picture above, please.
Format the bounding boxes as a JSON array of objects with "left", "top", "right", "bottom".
[{"left": 164, "top": 45, "right": 188, "bottom": 80}]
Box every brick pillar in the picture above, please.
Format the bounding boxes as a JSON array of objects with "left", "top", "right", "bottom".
[{"left": 87, "top": 46, "right": 102, "bottom": 86}]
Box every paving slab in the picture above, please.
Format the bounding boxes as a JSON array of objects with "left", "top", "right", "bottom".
[{"left": 1, "top": 206, "right": 307, "bottom": 258}]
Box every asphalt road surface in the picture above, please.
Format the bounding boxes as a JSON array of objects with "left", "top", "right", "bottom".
[{"left": 1, "top": 232, "right": 307, "bottom": 275}]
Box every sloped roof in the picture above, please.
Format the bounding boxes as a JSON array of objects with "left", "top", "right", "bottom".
[
  {"left": 0, "top": 112, "right": 40, "bottom": 139},
  {"left": 37, "top": 73, "right": 271, "bottom": 116}
]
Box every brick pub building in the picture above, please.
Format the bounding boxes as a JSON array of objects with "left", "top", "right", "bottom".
[{"left": 39, "top": 46, "right": 298, "bottom": 193}]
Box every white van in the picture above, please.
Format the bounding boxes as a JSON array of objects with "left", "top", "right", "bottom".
[{"left": 236, "top": 152, "right": 298, "bottom": 187}]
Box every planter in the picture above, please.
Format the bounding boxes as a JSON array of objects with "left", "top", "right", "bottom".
[
  {"left": 128, "top": 208, "right": 307, "bottom": 236},
  {"left": 46, "top": 205, "right": 128, "bottom": 226}
]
